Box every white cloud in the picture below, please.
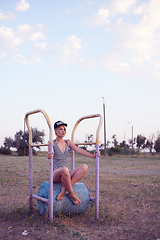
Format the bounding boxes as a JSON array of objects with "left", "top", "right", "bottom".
[
  {"left": 92, "top": 0, "right": 160, "bottom": 80},
  {"left": 0, "top": 26, "right": 23, "bottom": 48},
  {"left": 15, "top": 0, "right": 30, "bottom": 12},
  {"left": 14, "top": 53, "right": 25, "bottom": 62},
  {"left": 80, "top": 57, "right": 96, "bottom": 68},
  {"left": 0, "top": 26, "right": 23, "bottom": 63},
  {"left": 56, "top": 35, "right": 83, "bottom": 66},
  {"left": 133, "top": 5, "right": 143, "bottom": 15},
  {"left": 17, "top": 24, "right": 31, "bottom": 32},
  {"left": 29, "top": 32, "right": 45, "bottom": 41},
  {"left": 155, "top": 62, "right": 160, "bottom": 78},
  {"left": 17, "top": 24, "right": 46, "bottom": 41},
  {"left": 34, "top": 41, "right": 60, "bottom": 57},
  {"left": 0, "top": 50, "right": 6, "bottom": 57},
  {"left": 85, "top": 8, "right": 110, "bottom": 28},
  {"left": 0, "top": 9, "right": 15, "bottom": 21},
  {"left": 34, "top": 42, "right": 47, "bottom": 52},
  {"left": 0, "top": 23, "right": 47, "bottom": 64},
  {"left": 34, "top": 57, "right": 42, "bottom": 65},
  {"left": 100, "top": 52, "right": 130, "bottom": 74},
  {"left": 114, "top": 0, "right": 160, "bottom": 66},
  {"left": 65, "top": 9, "right": 72, "bottom": 14},
  {"left": 83, "top": 0, "right": 94, "bottom": 4},
  {"left": 109, "top": 0, "right": 137, "bottom": 15}
]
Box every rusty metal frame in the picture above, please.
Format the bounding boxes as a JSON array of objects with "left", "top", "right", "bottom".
[
  {"left": 71, "top": 114, "right": 103, "bottom": 220},
  {"left": 25, "top": 109, "right": 53, "bottom": 222}
]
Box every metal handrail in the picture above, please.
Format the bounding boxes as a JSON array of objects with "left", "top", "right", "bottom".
[
  {"left": 71, "top": 114, "right": 103, "bottom": 145},
  {"left": 25, "top": 109, "right": 53, "bottom": 222},
  {"left": 71, "top": 114, "right": 103, "bottom": 220},
  {"left": 25, "top": 109, "right": 53, "bottom": 145}
]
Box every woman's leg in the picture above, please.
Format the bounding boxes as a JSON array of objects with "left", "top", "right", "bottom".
[
  {"left": 53, "top": 167, "right": 81, "bottom": 204},
  {"left": 69, "top": 164, "right": 88, "bottom": 185}
]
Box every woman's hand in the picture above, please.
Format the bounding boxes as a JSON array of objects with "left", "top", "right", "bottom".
[
  {"left": 47, "top": 152, "right": 54, "bottom": 159},
  {"left": 47, "top": 140, "right": 54, "bottom": 159},
  {"left": 93, "top": 150, "right": 100, "bottom": 159}
]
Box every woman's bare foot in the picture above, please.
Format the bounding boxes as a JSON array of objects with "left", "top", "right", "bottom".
[
  {"left": 57, "top": 186, "right": 66, "bottom": 200},
  {"left": 67, "top": 192, "right": 81, "bottom": 205},
  {"left": 57, "top": 186, "right": 81, "bottom": 205}
]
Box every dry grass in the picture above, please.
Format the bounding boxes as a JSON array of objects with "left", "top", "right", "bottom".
[{"left": 0, "top": 153, "right": 160, "bottom": 239}]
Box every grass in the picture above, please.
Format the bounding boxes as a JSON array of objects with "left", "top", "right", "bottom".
[{"left": 0, "top": 153, "right": 160, "bottom": 239}]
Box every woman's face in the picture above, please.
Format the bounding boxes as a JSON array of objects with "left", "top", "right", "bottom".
[{"left": 55, "top": 125, "right": 66, "bottom": 137}]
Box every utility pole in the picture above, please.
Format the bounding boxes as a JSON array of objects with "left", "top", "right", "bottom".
[
  {"left": 102, "top": 97, "right": 107, "bottom": 157},
  {"left": 127, "top": 122, "right": 134, "bottom": 154},
  {"left": 24, "top": 118, "right": 26, "bottom": 156}
]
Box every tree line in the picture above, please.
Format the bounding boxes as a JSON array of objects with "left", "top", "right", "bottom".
[
  {"left": 0, "top": 128, "right": 45, "bottom": 155},
  {"left": 99, "top": 132, "right": 160, "bottom": 155},
  {"left": 0, "top": 128, "right": 160, "bottom": 156}
]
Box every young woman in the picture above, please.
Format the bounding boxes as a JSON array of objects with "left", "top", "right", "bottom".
[{"left": 48, "top": 120, "right": 100, "bottom": 205}]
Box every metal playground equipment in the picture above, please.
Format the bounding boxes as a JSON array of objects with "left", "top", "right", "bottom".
[{"left": 25, "top": 109, "right": 103, "bottom": 222}]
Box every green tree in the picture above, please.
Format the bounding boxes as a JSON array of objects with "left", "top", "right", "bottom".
[
  {"left": 3, "top": 137, "right": 13, "bottom": 149},
  {"left": 12, "top": 128, "right": 45, "bottom": 156},
  {"left": 154, "top": 135, "right": 160, "bottom": 153},
  {"left": 112, "top": 135, "right": 118, "bottom": 147},
  {"left": 144, "top": 139, "right": 153, "bottom": 153},
  {"left": 136, "top": 135, "right": 146, "bottom": 150},
  {"left": 84, "top": 134, "right": 94, "bottom": 150}
]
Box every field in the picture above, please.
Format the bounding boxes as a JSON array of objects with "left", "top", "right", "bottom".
[{"left": 0, "top": 153, "right": 160, "bottom": 239}]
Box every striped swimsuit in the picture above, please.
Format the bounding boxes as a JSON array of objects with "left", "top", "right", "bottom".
[{"left": 53, "top": 140, "right": 70, "bottom": 170}]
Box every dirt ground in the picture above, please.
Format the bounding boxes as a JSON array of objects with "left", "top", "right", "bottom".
[{"left": 0, "top": 153, "right": 160, "bottom": 239}]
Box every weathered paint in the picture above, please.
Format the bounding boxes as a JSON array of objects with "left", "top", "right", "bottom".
[
  {"left": 25, "top": 109, "right": 53, "bottom": 222},
  {"left": 95, "top": 144, "right": 99, "bottom": 220},
  {"left": 38, "top": 182, "right": 90, "bottom": 215},
  {"left": 48, "top": 142, "right": 53, "bottom": 222},
  {"left": 32, "top": 193, "right": 49, "bottom": 203},
  {"left": 71, "top": 114, "right": 103, "bottom": 145},
  {"left": 71, "top": 149, "right": 74, "bottom": 170},
  {"left": 29, "top": 144, "right": 33, "bottom": 211},
  {"left": 70, "top": 114, "right": 103, "bottom": 220},
  {"left": 90, "top": 197, "right": 95, "bottom": 202},
  {"left": 25, "top": 110, "right": 102, "bottom": 221},
  {"left": 25, "top": 109, "right": 53, "bottom": 145}
]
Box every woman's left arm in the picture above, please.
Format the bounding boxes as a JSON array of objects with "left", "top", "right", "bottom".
[{"left": 67, "top": 139, "right": 100, "bottom": 159}]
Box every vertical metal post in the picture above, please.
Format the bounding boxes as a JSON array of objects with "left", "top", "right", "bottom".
[
  {"left": 24, "top": 118, "right": 26, "bottom": 156},
  {"left": 95, "top": 144, "right": 99, "bottom": 219},
  {"left": 102, "top": 98, "right": 107, "bottom": 157},
  {"left": 29, "top": 145, "right": 33, "bottom": 211},
  {"left": 132, "top": 126, "right": 133, "bottom": 154},
  {"left": 71, "top": 149, "right": 75, "bottom": 170},
  {"left": 48, "top": 143, "right": 53, "bottom": 222}
]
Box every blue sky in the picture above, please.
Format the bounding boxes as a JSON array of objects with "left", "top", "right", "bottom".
[{"left": 0, "top": 0, "right": 160, "bottom": 148}]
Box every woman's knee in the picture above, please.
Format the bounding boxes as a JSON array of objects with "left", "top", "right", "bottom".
[
  {"left": 61, "top": 166, "right": 70, "bottom": 176},
  {"left": 81, "top": 164, "right": 88, "bottom": 173}
]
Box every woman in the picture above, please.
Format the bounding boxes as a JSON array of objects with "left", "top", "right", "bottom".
[{"left": 48, "top": 120, "right": 100, "bottom": 205}]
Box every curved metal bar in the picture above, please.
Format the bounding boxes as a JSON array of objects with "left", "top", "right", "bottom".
[
  {"left": 71, "top": 114, "right": 103, "bottom": 145},
  {"left": 25, "top": 109, "right": 53, "bottom": 145}
]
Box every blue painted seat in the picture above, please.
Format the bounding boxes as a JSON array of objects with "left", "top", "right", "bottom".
[{"left": 38, "top": 182, "right": 90, "bottom": 215}]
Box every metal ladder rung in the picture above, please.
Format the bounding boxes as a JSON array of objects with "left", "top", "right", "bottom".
[
  {"left": 31, "top": 144, "right": 49, "bottom": 148},
  {"left": 75, "top": 142, "right": 96, "bottom": 146},
  {"left": 90, "top": 197, "right": 95, "bottom": 202},
  {"left": 32, "top": 193, "right": 49, "bottom": 203}
]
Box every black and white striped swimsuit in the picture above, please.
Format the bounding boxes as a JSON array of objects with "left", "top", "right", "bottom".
[{"left": 53, "top": 140, "right": 70, "bottom": 170}]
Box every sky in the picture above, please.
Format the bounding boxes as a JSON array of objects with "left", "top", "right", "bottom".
[{"left": 0, "top": 0, "right": 160, "bottom": 149}]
